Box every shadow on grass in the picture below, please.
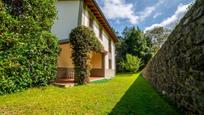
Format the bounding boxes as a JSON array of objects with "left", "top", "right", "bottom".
[{"left": 109, "top": 74, "right": 180, "bottom": 115}]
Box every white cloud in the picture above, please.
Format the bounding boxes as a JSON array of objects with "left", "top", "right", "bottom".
[
  {"left": 139, "top": 6, "right": 156, "bottom": 22},
  {"left": 153, "top": 12, "right": 162, "bottom": 18},
  {"left": 145, "top": 3, "right": 190, "bottom": 31},
  {"left": 139, "top": 0, "right": 164, "bottom": 21},
  {"left": 102, "top": 0, "right": 139, "bottom": 24},
  {"left": 101, "top": 0, "right": 164, "bottom": 25}
]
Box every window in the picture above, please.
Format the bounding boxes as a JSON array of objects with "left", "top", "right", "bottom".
[
  {"left": 108, "top": 39, "right": 112, "bottom": 52},
  {"left": 109, "top": 59, "right": 112, "bottom": 69},
  {"left": 99, "top": 27, "right": 103, "bottom": 40},
  {"left": 89, "top": 15, "right": 93, "bottom": 28}
]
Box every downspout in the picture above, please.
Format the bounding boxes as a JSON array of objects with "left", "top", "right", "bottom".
[{"left": 78, "top": 0, "right": 83, "bottom": 26}]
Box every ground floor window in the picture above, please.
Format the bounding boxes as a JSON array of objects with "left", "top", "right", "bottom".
[{"left": 109, "top": 59, "right": 112, "bottom": 69}]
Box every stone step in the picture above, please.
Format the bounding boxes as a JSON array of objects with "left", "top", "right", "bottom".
[
  {"left": 53, "top": 82, "right": 76, "bottom": 87},
  {"left": 55, "top": 78, "right": 74, "bottom": 83}
]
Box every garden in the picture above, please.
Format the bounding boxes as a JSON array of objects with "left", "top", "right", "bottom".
[
  {"left": 0, "top": 73, "right": 180, "bottom": 115},
  {"left": 0, "top": 0, "right": 203, "bottom": 114}
]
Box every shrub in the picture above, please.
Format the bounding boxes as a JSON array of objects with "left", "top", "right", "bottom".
[
  {"left": 70, "top": 26, "right": 101, "bottom": 85},
  {"left": 119, "top": 54, "right": 142, "bottom": 73},
  {"left": 0, "top": 0, "right": 59, "bottom": 95}
]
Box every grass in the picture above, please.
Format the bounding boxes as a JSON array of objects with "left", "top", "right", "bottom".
[
  {"left": 0, "top": 73, "right": 180, "bottom": 115},
  {"left": 91, "top": 79, "right": 110, "bottom": 84}
]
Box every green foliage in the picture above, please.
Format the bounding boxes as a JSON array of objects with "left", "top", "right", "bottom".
[
  {"left": 0, "top": 0, "right": 59, "bottom": 95},
  {"left": 116, "top": 26, "right": 154, "bottom": 72},
  {"left": 124, "top": 27, "right": 148, "bottom": 58},
  {"left": 119, "top": 54, "right": 142, "bottom": 73},
  {"left": 70, "top": 26, "right": 101, "bottom": 85},
  {"left": 145, "top": 26, "right": 172, "bottom": 51}
]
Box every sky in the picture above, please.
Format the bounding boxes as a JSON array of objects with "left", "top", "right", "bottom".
[{"left": 95, "top": 0, "right": 194, "bottom": 33}]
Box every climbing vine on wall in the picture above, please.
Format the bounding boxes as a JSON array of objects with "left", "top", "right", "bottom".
[{"left": 70, "top": 26, "right": 102, "bottom": 85}]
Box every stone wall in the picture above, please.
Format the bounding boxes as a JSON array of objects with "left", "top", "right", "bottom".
[{"left": 142, "top": 0, "right": 204, "bottom": 114}]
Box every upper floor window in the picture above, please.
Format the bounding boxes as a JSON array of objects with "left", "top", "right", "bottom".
[
  {"left": 89, "top": 15, "right": 93, "bottom": 28},
  {"left": 109, "top": 59, "right": 112, "bottom": 69},
  {"left": 99, "top": 27, "right": 103, "bottom": 40},
  {"left": 109, "top": 39, "right": 112, "bottom": 53}
]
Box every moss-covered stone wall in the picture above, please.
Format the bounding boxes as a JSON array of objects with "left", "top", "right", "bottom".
[{"left": 143, "top": 0, "right": 204, "bottom": 114}]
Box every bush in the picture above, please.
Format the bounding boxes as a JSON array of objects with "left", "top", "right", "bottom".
[
  {"left": 119, "top": 54, "right": 142, "bottom": 73},
  {"left": 70, "top": 26, "right": 101, "bottom": 85},
  {"left": 0, "top": 0, "right": 59, "bottom": 95}
]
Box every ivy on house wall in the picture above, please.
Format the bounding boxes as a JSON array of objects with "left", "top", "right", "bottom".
[{"left": 70, "top": 26, "right": 102, "bottom": 85}]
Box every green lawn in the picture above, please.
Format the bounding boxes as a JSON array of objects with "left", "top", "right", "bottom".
[{"left": 0, "top": 74, "right": 180, "bottom": 115}]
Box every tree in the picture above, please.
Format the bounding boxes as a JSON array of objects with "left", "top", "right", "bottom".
[
  {"left": 145, "top": 26, "right": 172, "bottom": 51},
  {"left": 70, "top": 26, "right": 101, "bottom": 85},
  {"left": 116, "top": 39, "right": 127, "bottom": 72},
  {"left": 116, "top": 26, "right": 154, "bottom": 72},
  {"left": 124, "top": 27, "right": 148, "bottom": 58}
]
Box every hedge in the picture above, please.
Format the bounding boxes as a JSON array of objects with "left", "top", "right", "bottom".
[{"left": 0, "top": 0, "right": 59, "bottom": 95}]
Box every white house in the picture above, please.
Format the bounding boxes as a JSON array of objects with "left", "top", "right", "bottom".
[{"left": 51, "top": 0, "right": 118, "bottom": 82}]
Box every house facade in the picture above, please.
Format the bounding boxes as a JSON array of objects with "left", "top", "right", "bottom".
[{"left": 51, "top": 0, "right": 118, "bottom": 80}]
